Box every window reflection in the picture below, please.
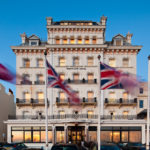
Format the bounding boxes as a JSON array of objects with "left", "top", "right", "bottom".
[
  {"left": 56, "top": 131, "right": 65, "bottom": 143},
  {"left": 89, "top": 131, "right": 97, "bottom": 141},
  {"left": 12, "top": 131, "right": 23, "bottom": 142},
  {"left": 33, "top": 131, "right": 40, "bottom": 142},
  {"left": 25, "top": 131, "right": 31, "bottom": 143}
]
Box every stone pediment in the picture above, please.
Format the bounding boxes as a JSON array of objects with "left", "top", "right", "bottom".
[
  {"left": 113, "top": 34, "right": 125, "bottom": 39},
  {"left": 28, "top": 34, "right": 40, "bottom": 40}
]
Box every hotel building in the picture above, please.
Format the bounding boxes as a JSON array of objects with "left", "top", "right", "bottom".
[{"left": 5, "top": 16, "right": 147, "bottom": 148}]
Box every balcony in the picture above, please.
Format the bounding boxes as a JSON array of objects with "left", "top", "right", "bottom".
[
  {"left": 104, "top": 98, "right": 137, "bottom": 107},
  {"left": 56, "top": 98, "right": 69, "bottom": 106},
  {"left": 82, "top": 98, "right": 97, "bottom": 106},
  {"left": 16, "top": 98, "right": 48, "bottom": 107},
  {"left": 66, "top": 79, "right": 97, "bottom": 84},
  {"left": 8, "top": 114, "right": 143, "bottom": 120},
  {"left": 34, "top": 81, "right": 45, "bottom": 85},
  {"left": 20, "top": 80, "right": 32, "bottom": 85}
]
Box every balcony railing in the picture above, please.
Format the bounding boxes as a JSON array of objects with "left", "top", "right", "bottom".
[
  {"left": 66, "top": 79, "right": 97, "bottom": 84},
  {"left": 20, "top": 81, "right": 32, "bottom": 85},
  {"left": 104, "top": 98, "right": 137, "bottom": 107},
  {"left": 16, "top": 98, "right": 48, "bottom": 106},
  {"left": 8, "top": 114, "right": 143, "bottom": 120},
  {"left": 34, "top": 81, "right": 45, "bottom": 85}
]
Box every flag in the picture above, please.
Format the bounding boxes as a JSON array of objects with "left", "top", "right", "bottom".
[
  {"left": 46, "top": 60, "right": 80, "bottom": 105},
  {"left": 100, "top": 62, "right": 140, "bottom": 95},
  {"left": 0, "top": 64, "right": 16, "bottom": 84}
]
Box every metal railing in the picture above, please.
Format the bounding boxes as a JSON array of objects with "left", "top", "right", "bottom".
[
  {"left": 104, "top": 98, "right": 137, "bottom": 104},
  {"left": 66, "top": 79, "right": 97, "bottom": 84},
  {"left": 8, "top": 114, "right": 141, "bottom": 120},
  {"left": 34, "top": 81, "right": 45, "bottom": 85}
]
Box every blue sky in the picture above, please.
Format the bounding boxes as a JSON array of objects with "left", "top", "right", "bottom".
[{"left": 0, "top": 0, "right": 150, "bottom": 96}]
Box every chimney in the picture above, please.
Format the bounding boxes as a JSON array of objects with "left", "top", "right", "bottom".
[
  {"left": 126, "top": 32, "right": 133, "bottom": 44},
  {"left": 46, "top": 17, "right": 53, "bottom": 25},
  {"left": 20, "top": 32, "right": 27, "bottom": 44},
  {"left": 100, "top": 15, "right": 107, "bottom": 26}
]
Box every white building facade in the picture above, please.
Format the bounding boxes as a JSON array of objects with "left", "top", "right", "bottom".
[{"left": 5, "top": 16, "right": 147, "bottom": 148}]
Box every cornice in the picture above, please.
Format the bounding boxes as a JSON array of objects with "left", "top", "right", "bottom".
[{"left": 107, "top": 45, "right": 142, "bottom": 50}]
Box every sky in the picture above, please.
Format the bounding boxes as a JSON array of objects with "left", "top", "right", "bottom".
[{"left": 0, "top": 0, "right": 150, "bottom": 97}]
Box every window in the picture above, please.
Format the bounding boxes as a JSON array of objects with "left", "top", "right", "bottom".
[
  {"left": 123, "top": 58, "right": 129, "bottom": 67},
  {"left": 88, "top": 91, "right": 94, "bottom": 100},
  {"left": 23, "top": 74, "right": 30, "bottom": 81},
  {"left": 37, "top": 74, "right": 44, "bottom": 82},
  {"left": 24, "top": 92, "right": 30, "bottom": 101},
  {"left": 139, "top": 100, "right": 144, "bottom": 108},
  {"left": 55, "top": 37, "right": 60, "bottom": 44},
  {"left": 110, "top": 112, "right": 116, "bottom": 120},
  {"left": 73, "top": 57, "right": 79, "bottom": 66},
  {"left": 77, "top": 37, "right": 82, "bottom": 44},
  {"left": 37, "top": 92, "right": 44, "bottom": 100},
  {"left": 109, "top": 92, "right": 116, "bottom": 102},
  {"left": 123, "top": 92, "right": 128, "bottom": 100},
  {"left": 123, "top": 111, "right": 128, "bottom": 118},
  {"left": 129, "top": 131, "right": 141, "bottom": 142},
  {"left": 30, "top": 41, "right": 37, "bottom": 46},
  {"left": 116, "top": 39, "right": 122, "bottom": 46},
  {"left": 59, "top": 111, "right": 65, "bottom": 116},
  {"left": 109, "top": 58, "right": 116, "bottom": 67},
  {"left": 70, "top": 37, "right": 75, "bottom": 44},
  {"left": 59, "top": 57, "right": 66, "bottom": 66},
  {"left": 85, "top": 37, "right": 89, "bottom": 44},
  {"left": 59, "top": 74, "right": 65, "bottom": 80},
  {"left": 88, "top": 111, "right": 93, "bottom": 119},
  {"left": 37, "top": 59, "right": 43, "bottom": 67},
  {"left": 23, "top": 59, "right": 30, "bottom": 68},
  {"left": 87, "top": 57, "right": 94, "bottom": 66},
  {"left": 63, "top": 37, "right": 67, "bottom": 44},
  {"left": 73, "top": 73, "right": 79, "bottom": 83},
  {"left": 139, "top": 88, "right": 143, "bottom": 94},
  {"left": 59, "top": 91, "right": 66, "bottom": 100},
  {"left": 92, "top": 37, "right": 97, "bottom": 44},
  {"left": 88, "top": 73, "right": 94, "bottom": 83}
]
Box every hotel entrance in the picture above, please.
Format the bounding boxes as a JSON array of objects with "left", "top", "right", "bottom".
[{"left": 68, "top": 126, "right": 85, "bottom": 144}]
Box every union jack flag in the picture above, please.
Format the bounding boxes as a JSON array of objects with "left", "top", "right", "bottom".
[
  {"left": 101, "top": 62, "right": 124, "bottom": 90},
  {"left": 46, "top": 60, "right": 80, "bottom": 105},
  {"left": 100, "top": 62, "right": 140, "bottom": 95}
]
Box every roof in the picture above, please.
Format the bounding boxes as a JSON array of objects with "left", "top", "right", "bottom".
[{"left": 28, "top": 34, "right": 40, "bottom": 40}]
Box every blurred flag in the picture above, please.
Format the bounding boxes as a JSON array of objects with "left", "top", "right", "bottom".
[
  {"left": 46, "top": 60, "right": 80, "bottom": 105},
  {"left": 100, "top": 62, "right": 140, "bottom": 95},
  {"left": 0, "top": 63, "right": 16, "bottom": 84}
]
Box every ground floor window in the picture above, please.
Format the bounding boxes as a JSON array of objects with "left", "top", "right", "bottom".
[
  {"left": 101, "top": 131, "right": 112, "bottom": 142},
  {"left": 11, "top": 126, "right": 52, "bottom": 143},
  {"left": 88, "top": 126, "right": 97, "bottom": 141},
  {"left": 129, "top": 131, "right": 141, "bottom": 142},
  {"left": 56, "top": 127, "right": 65, "bottom": 143}
]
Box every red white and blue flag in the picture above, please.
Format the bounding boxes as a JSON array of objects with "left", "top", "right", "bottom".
[
  {"left": 46, "top": 60, "right": 80, "bottom": 105},
  {"left": 100, "top": 62, "right": 140, "bottom": 95}
]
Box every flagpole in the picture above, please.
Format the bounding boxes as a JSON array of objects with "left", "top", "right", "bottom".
[
  {"left": 98, "top": 55, "right": 101, "bottom": 150},
  {"left": 147, "top": 55, "right": 150, "bottom": 150},
  {"left": 44, "top": 50, "right": 48, "bottom": 150}
]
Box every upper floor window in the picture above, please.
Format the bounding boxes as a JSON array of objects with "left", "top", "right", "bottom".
[
  {"left": 123, "top": 111, "right": 128, "bottom": 116},
  {"left": 88, "top": 73, "right": 94, "bottom": 82},
  {"left": 109, "top": 92, "right": 116, "bottom": 102},
  {"left": 139, "top": 88, "right": 143, "bottom": 94},
  {"left": 73, "top": 57, "right": 79, "bottom": 66},
  {"left": 139, "top": 100, "right": 144, "bottom": 108},
  {"left": 63, "top": 37, "right": 67, "bottom": 44},
  {"left": 59, "top": 73, "right": 65, "bottom": 80},
  {"left": 59, "top": 57, "right": 66, "bottom": 66},
  {"left": 59, "top": 91, "right": 66, "bottom": 100},
  {"left": 77, "top": 37, "right": 82, "bottom": 44},
  {"left": 85, "top": 37, "right": 89, "bottom": 44},
  {"left": 92, "top": 37, "right": 97, "bottom": 44},
  {"left": 70, "top": 37, "right": 75, "bottom": 44},
  {"left": 23, "top": 59, "right": 30, "bottom": 68},
  {"left": 123, "top": 58, "right": 129, "bottom": 67},
  {"left": 88, "top": 110, "right": 94, "bottom": 119},
  {"left": 37, "top": 59, "right": 43, "bottom": 67},
  {"left": 87, "top": 91, "right": 94, "bottom": 100},
  {"left": 87, "top": 57, "right": 94, "bottom": 66},
  {"left": 116, "top": 39, "right": 122, "bottom": 46},
  {"left": 59, "top": 111, "right": 65, "bottom": 116},
  {"left": 109, "top": 58, "right": 116, "bottom": 67},
  {"left": 23, "top": 74, "right": 30, "bottom": 81},
  {"left": 37, "top": 92, "right": 44, "bottom": 100},
  {"left": 55, "top": 37, "right": 60, "bottom": 44},
  {"left": 123, "top": 92, "right": 128, "bottom": 100},
  {"left": 30, "top": 41, "right": 38, "bottom": 46},
  {"left": 73, "top": 73, "right": 79, "bottom": 81},
  {"left": 37, "top": 74, "right": 44, "bottom": 81},
  {"left": 23, "top": 92, "right": 30, "bottom": 100}
]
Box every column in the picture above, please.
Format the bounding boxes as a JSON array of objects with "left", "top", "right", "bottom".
[
  {"left": 85, "top": 125, "right": 89, "bottom": 142},
  {"left": 52, "top": 126, "right": 55, "bottom": 144},
  {"left": 64, "top": 124, "right": 68, "bottom": 143},
  {"left": 142, "top": 125, "right": 146, "bottom": 144}
]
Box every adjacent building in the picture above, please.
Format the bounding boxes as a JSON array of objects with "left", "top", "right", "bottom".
[
  {"left": 0, "top": 84, "right": 15, "bottom": 142},
  {"left": 5, "top": 16, "right": 147, "bottom": 148}
]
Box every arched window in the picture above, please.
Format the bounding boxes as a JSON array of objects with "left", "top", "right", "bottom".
[
  {"left": 92, "top": 36, "right": 97, "bottom": 44},
  {"left": 77, "top": 36, "right": 82, "bottom": 44},
  {"left": 23, "top": 58, "right": 30, "bottom": 68},
  {"left": 70, "top": 36, "right": 75, "bottom": 44},
  {"left": 62, "top": 36, "right": 67, "bottom": 44},
  {"left": 109, "top": 58, "right": 116, "bottom": 67},
  {"left": 85, "top": 36, "right": 89, "bottom": 44},
  {"left": 109, "top": 92, "right": 116, "bottom": 102},
  {"left": 88, "top": 73, "right": 94, "bottom": 83},
  {"left": 59, "top": 57, "right": 66, "bottom": 66},
  {"left": 59, "top": 73, "right": 65, "bottom": 80},
  {"left": 55, "top": 37, "right": 60, "bottom": 44}
]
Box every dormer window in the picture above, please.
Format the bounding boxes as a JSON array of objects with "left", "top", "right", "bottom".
[
  {"left": 116, "top": 39, "right": 122, "bottom": 46},
  {"left": 30, "top": 41, "right": 38, "bottom": 46},
  {"left": 28, "top": 35, "right": 40, "bottom": 46}
]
